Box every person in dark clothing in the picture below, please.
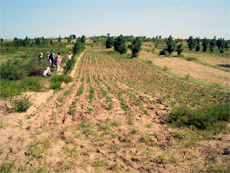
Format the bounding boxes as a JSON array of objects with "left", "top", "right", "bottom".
[{"left": 49, "top": 50, "right": 54, "bottom": 68}]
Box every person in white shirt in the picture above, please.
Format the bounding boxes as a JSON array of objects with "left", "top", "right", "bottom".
[
  {"left": 43, "top": 67, "right": 51, "bottom": 77},
  {"left": 68, "top": 52, "right": 72, "bottom": 60}
]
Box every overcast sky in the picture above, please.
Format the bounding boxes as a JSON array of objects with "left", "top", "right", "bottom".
[{"left": 1, "top": 0, "right": 230, "bottom": 39}]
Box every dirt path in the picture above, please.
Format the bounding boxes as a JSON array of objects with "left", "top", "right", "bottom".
[{"left": 0, "top": 47, "right": 229, "bottom": 172}]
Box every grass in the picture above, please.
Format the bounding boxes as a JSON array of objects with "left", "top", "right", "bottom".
[
  {"left": 168, "top": 102, "right": 230, "bottom": 131},
  {"left": 50, "top": 74, "right": 72, "bottom": 90},
  {"left": 0, "top": 77, "right": 46, "bottom": 99}
]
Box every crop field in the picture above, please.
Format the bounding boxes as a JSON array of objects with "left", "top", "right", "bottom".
[
  {"left": 0, "top": 45, "right": 229, "bottom": 172},
  {"left": 140, "top": 43, "right": 230, "bottom": 89}
]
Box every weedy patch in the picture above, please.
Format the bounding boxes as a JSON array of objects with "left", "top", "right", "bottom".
[
  {"left": 11, "top": 95, "right": 32, "bottom": 112},
  {"left": 91, "top": 159, "right": 108, "bottom": 167},
  {"left": 27, "top": 137, "right": 51, "bottom": 159},
  {"left": 111, "top": 121, "right": 121, "bottom": 127},
  {"left": 62, "top": 145, "right": 79, "bottom": 158}
]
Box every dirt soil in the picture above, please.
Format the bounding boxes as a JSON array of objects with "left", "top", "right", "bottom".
[
  {"left": 140, "top": 51, "right": 230, "bottom": 87},
  {"left": 0, "top": 47, "right": 229, "bottom": 172}
]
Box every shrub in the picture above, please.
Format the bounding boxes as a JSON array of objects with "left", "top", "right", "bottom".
[
  {"left": 159, "top": 49, "right": 167, "bottom": 55},
  {"left": 0, "top": 60, "right": 27, "bottom": 80},
  {"left": 26, "top": 58, "right": 50, "bottom": 76},
  {"left": 11, "top": 95, "right": 32, "bottom": 112},
  {"left": 167, "top": 102, "right": 230, "bottom": 131},
  {"left": 64, "top": 57, "right": 76, "bottom": 74}
]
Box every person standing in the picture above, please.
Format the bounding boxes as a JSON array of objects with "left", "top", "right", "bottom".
[
  {"left": 47, "top": 52, "right": 51, "bottom": 64},
  {"left": 49, "top": 50, "right": 54, "bottom": 68},
  {"left": 67, "top": 52, "right": 72, "bottom": 60},
  {"left": 39, "top": 52, "right": 43, "bottom": 61},
  {"left": 56, "top": 52, "right": 62, "bottom": 73}
]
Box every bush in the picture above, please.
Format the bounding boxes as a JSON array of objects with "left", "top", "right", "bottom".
[
  {"left": 64, "top": 57, "right": 76, "bottom": 74},
  {"left": 167, "top": 102, "right": 230, "bottom": 131},
  {"left": 0, "top": 60, "right": 27, "bottom": 80},
  {"left": 50, "top": 74, "right": 72, "bottom": 90},
  {"left": 159, "top": 49, "right": 167, "bottom": 55},
  {"left": 26, "top": 58, "right": 50, "bottom": 76},
  {"left": 11, "top": 95, "right": 32, "bottom": 112}
]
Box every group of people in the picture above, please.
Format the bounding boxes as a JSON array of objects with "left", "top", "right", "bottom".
[{"left": 41, "top": 51, "right": 72, "bottom": 77}]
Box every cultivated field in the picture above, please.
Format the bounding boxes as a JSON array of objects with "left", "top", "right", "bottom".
[{"left": 0, "top": 46, "right": 229, "bottom": 172}]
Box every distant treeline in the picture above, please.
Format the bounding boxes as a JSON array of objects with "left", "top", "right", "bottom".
[{"left": 1, "top": 34, "right": 229, "bottom": 54}]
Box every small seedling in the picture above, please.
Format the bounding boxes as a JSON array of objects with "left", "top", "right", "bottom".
[{"left": 17, "top": 120, "right": 23, "bottom": 126}]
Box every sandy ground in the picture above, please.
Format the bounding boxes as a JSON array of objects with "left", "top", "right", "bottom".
[{"left": 140, "top": 51, "right": 230, "bottom": 87}]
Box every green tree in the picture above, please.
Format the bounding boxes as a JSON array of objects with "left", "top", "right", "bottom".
[
  {"left": 209, "top": 36, "right": 216, "bottom": 52},
  {"left": 216, "top": 38, "right": 225, "bottom": 53},
  {"left": 225, "top": 40, "right": 230, "bottom": 50},
  {"left": 50, "top": 40, "right": 54, "bottom": 45},
  {"left": 187, "top": 36, "right": 195, "bottom": 51},
  {"left": 72, "top": 37, "right": 85, "bottom": 55},
  {"left": 114, "top": 35, "right": 127, "bottom": 54},
  {"left": 35, "top": 38, "right": 40, "bottom": 46},
  {"left": 128, "top": 37, "right": 142, "bottom": 57},
  {"left": 58, "top": 36, "right": 61, "bottom": 42},
  {"left": 81, "top": 35, "right": 86, "bottom": 44},
  {"left": 176, "top": 43, "right": 183, "bottom": 55},
  {"left": 202, "top": 38, "right": 209, "bottom": 52},
  {"left": 105, "top": 33, "right": 114, "bottom": 48},
  {"left": 195, "top": 38, "right": 201, "bottom": 51},
  {"left": 166, "top": 35, "right": 175, "bottom": 56}
]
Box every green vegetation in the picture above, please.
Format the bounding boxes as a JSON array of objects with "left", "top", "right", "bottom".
[
  {"left": 105, "top": 33, "right": 114, "bottom": 48},
  {"left": 114, "top": 34, "right": 127, "bottom": 54},
  {"left": 165, "top": 35, "right": 176, "bottom": 56},
  {"left": 11, "top": 95, "right": 32, "bottom": 112},
  {"left": 168, "top": 102, "right": 230, "bottom": 131},
  {"left": 50, "top": 74, "right": 72, "bottom": 90},
  {"left": 128, "top": 37, "right": 142, "bottom": 57}
]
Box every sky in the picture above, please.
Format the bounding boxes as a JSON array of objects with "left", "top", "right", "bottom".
[{"left": 1, "top": 0, "right": 230, "bottom": 39}]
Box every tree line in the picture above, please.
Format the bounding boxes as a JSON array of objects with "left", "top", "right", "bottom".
[
  {"left": 105, "top": 34, "right": 142, "bottom": 58},
  {"left": 187, "top": 36, "right": 229, "bottom": 53},
  {"left": 0, "top": 34, "right": 77, "bottom": 48}
]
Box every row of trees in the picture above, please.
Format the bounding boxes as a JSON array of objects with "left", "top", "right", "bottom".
[
  {"left": 1, "top": 34, "right": 79, "bottom": 48},
  {"left": 160, "top": 35, "right": 183, "bottom": 56},
  {"left": 72, "top": 35, "right": 86, "bottom": 55},
  {"left": 106, "top": 34, "right": 142, "bottom": 57},
  {"left": 187, "top": 36, "right": 229, "bottom": 53}
]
